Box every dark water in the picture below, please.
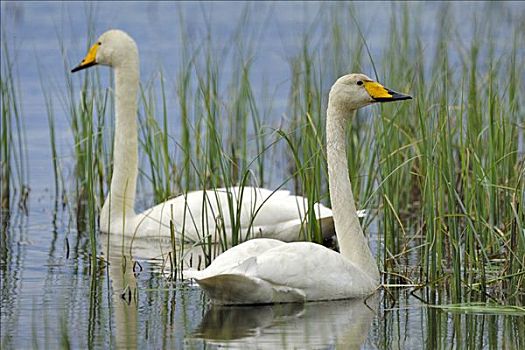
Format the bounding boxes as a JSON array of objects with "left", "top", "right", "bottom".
[{"left": 1, "top": 2, "right": 524, "bottom": 349}]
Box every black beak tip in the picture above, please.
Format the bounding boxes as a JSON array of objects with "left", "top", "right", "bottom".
[
  {"left": 389, "top": 89, "right": 412, "bottom": 101},
  {"left": 373, "top": 94, "right": 412, "bottom": 102},
  {"left": 374, "top": 90, "right": 412, "bottom": 102},
  {"left": 71, "top": 61, "right": 96, "bottom": 73}
]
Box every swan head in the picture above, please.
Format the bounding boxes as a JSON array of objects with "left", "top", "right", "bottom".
[
  {"left": 329, "top": 73, "right": 412, "bottom": 112},
  {"left": 71, "top": 29, "right": 138, "bottom": 72}
]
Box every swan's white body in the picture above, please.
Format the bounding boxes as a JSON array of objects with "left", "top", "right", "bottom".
[
  {"left": 130, "top": 186, "right": 333, "bottom": 243},
  {"left": 186, "top": 239, "right": 377, "bottom": 303},
  {"left": 72, "top": 30, "right": 334, "bottom": 243},
  {"left": 185, "top": 74, "right": 411, "bottom": 304}
]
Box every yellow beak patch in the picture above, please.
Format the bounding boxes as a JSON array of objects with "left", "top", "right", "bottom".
[
  {"left": 83, "top": 43, "right": 99, "bottom": 65},
  {"left": 363, "top": 81, "right": 392, "bottom": 99},
  {"left": 71, "top": 43, "right": 99, "bottom": 73}
]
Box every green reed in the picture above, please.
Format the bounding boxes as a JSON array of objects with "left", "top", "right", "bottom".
[
  {"left": 281, "top": 6, "right": 380, "bottom": 243},
  {"left": 0, "top": 32, "right": 28, "bottom": 213},
  {"left": 275, "top": 2, "right": 523, "bottom": 302},
  {"left": 50, "top": 20, "right": 113, "bottom": 267},
  {"left": 284, "top": 38, "right": 326, "bottom": 243},
  {"left": 373, "top": 3, "right": 524, "bottom": 302},
  {"left": 131, "top": 7, "right": 275, "bottom": 259},
  {"left": 182, "top": 15, "right": 266, "bottom": 250},
  {"left": 139, "top": 73, "right": 175, "bottom": 203}
]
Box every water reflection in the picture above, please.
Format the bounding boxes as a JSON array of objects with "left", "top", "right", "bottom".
[
  {"left": 98, "top": 231, "right": 211, "bottom": 349},
  {"left": 2, "top": 214, "right": 523, "bottom": 348},
  {"left": 191, "top": 296, "right": 378, "bottom": 349},
  {"left": 98, "top": 232, "right": 378, "bottom": 349},
  {"left": 102, "top": 243, "right": 138, "bottom": 349},
  {"left": 99, "top": 231, "right": 211, "bottom": 276}
]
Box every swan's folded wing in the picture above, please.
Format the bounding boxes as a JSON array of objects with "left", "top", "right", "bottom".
[
  {"left": 254, "top": 242, "right": 376, "bottom": 300},
  {"left": 207, "top": 239, "right": 285, "bottom": 274},
  {"left": 185, "top": 239, "right": 285, "bottom": 279},
  {"left": 236, "top": 187, "right": 334, "bottom": 241}
]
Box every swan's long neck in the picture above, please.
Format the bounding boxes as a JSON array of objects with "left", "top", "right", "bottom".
[
  {"left": 100, "top": 58, "right": 139, "bottom": 231},
  {"left": 326, "top": 101, "right": 379, "bottom": 281}
]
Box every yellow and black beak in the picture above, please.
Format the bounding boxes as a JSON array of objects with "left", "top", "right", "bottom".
[
  {"left": 71, "top": 42, "right": 99, "bottom": 73},
  {"left": 364, "top": 81, "right": 412, "bottom": 102}
]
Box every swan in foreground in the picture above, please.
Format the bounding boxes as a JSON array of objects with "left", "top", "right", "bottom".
[
  {"left": 185, "top": 73, "right": 411, "bottom": 304},
  {"left": 71, "top": 29, "right": 335, "bottom": 243}
]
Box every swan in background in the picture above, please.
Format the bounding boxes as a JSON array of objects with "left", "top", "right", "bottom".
[
  {"left": 185, "top": 74, "right": 411, "bottom": 304},
  {"left": 71, "top": 29, "right": 336, "bottom": 244}
]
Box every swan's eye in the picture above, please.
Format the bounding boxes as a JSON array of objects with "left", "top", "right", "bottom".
[
  {"left": 357, "top": 81, "right": 363, "bottom": 86},
  {"left": 98, "top": 42, "right": 102, "bottom": 46}
]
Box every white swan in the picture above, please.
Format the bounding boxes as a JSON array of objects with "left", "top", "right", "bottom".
[
  {"left": 185, "top": 73, "right": 411, "bottom": 304},
  {"left": 71, "top": 29, "right": 335, "bottom": 243}
]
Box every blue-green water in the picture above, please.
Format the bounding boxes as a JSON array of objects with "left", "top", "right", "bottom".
[{"left": 1, "top": 2, "right": 524, "bottom": 349}]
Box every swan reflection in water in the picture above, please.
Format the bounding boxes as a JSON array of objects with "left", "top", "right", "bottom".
[
  {"left": 99, "top": 232, "right": 210, "bottom": 348},
  {"left": 99, "top": 231, "right": 210, "bottom": 277},
  {"left": 99, "top": 232, "right": 378, "bottom": 349},
  {"left": 190, "top": 296, "right": 378, "bottom": 349}
]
